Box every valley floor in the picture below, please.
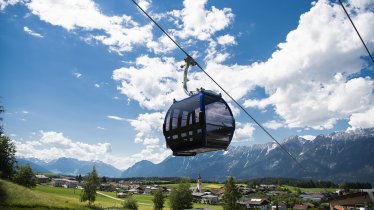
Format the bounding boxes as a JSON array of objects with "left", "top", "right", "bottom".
[{"left": 0, "top": 179, "right": 223, "bottom": 210}]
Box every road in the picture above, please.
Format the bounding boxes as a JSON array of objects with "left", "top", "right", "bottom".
[{"left": 96, "top": 191, "right": 152, "bottom": 206}]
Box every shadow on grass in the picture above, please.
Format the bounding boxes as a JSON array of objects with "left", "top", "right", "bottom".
[{"left": 0, "top": 181, "right": 8, "bottom": 205}]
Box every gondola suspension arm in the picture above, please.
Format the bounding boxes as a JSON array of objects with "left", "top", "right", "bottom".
[{"left": 181, "top": 56, "right": 198, "bottom": 96}]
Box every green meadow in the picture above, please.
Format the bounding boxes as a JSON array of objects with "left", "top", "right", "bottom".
[{"left": 0, "top": 179, "right": 223, "bottom": 210}]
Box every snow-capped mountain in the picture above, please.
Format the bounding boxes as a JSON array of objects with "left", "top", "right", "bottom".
[
  {"left": 19, "top": 128, "right": 374, "bottom": 184},
  {"left": 122, "top": 128, "right": 374, "bottom": 184}
]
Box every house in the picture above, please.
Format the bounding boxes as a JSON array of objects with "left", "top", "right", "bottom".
[
  {"left": 35, "top": 174, "right": 49, "bottom": 184},
  {"left": 100, "top": 183, "right": 115, "bottom": 192},
  {"left": 201, "top": 194, "right": 219, "bottom": 205},
  {"left": 329, "top": 189, "right": 374, "bottom": 210},
  {"left": 128, "top": 187, "right": 143, "bottom": 194},
  {"left": 293, "top": 204, "right": 310, "bottom": 210},
  {"left": 52, "top": 178, "right": 78, "bottom": 188},
  {"left": 52, "top": 178, "right": 66, "bottom": 187},
  {"left": 116, "top": 191, "right": 128, "bottom": 198},
  {"left": 238, "top": 198, "right": 270, "bottom": 210},
  {"left": 300, "top": 193, "right": 325, "bottom": 201},
  {"left": 271, "top": 201, "right": 287, "bottom": 210},
  {"left": 144, "top": 185, "right": 159, "bottom": 195},
  {"left": 64, "top": 179, "right": 78, "bottom": 188}
]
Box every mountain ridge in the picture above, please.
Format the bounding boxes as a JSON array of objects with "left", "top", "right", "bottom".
[
  {"left": 18, "top": 128, "right": 374, "bottom": 184},
  {"left": 121, "top": 128, "right": 374, "bottom": 184}
]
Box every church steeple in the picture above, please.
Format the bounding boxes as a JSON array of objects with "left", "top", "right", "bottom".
[{"left": 197, "top": 174, "right": 202, "bottom": 192}]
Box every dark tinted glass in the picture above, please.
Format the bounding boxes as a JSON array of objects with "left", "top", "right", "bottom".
[
  {"left": 205, "top": 95, "right": 234, "bottom": 127},
  {"left": 204, "top": 95, "right": 234, "bottom": 145}
]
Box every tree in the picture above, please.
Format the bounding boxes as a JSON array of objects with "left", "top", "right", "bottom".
[
  {"left": 77, "top": 174, "right": 83, "bottom": 183},
  {"left": 80, "top": 166, "right": 100, "bottom": 206},
  {"left": 223, "top": 176, "right": 242, "bottom": 210},
  {"left": 123, "top": 196, "right": 138, "bottom": 210},
  {"left": 152, "top": 188, "right": 165, "bottom": 210},
  {"left": 13, "top": 164, "right": 36, "bottom": 188},
  {"left": 102, "top": 176, "right": 107, "bottom": 183},
  {"left": 0, "top": 105, "right": 17, "bottom": 180},
  {"left": 169, "top": 178, "right": 193, "bottom": 210}
]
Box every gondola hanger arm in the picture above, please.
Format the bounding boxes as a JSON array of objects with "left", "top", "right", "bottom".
[{"left": 181, "top": 55, "right": 197, "bottom": 96}]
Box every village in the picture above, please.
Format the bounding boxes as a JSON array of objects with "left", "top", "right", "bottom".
[{"left": 34, "top": 174, "right": 374, "bottom": 210}]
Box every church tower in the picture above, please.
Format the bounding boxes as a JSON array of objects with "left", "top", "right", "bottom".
[{"left": 197, "top": 174, "right": 202, "bottom": 192}]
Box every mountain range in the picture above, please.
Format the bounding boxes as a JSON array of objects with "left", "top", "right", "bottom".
[
  {"left": 17, "top": 157, "right": 122, "bottom": 177},
  {"left": 18, "top": 128, "right": 374, "bottom": 184}
]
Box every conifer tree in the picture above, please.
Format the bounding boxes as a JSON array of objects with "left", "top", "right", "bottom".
[
  {"left": 223, "top": 176, "right": 242, "bottom": 210},
  {"left": 80, "top": 166, "right": 99, "bottom": 205},
  {"left": 169, "top": 178, "right": 193, "bottom": 210},
  {"left": 153, "top": 188, "right": 165, "bottom": 210}
]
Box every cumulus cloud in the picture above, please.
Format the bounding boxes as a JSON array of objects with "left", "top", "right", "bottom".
[
  {"left": 23, "top": 26, "right": 43, "bottom": 38},
  {"left": 15, "top": 131, "right": 112, "bottom": 161},
  {"left": 242, "top": 0, "right": 374, "bottom": 130},
  {"left": 232, "top": 122, "right": 255, "bottom": 142},
  {"left": 348, "top": 106, "right": 374, "bottom": 129},
  {"left": 128, "top": 112, "right": 164, "bottom": 143},
  {"left": 26, "top": 0, "right": 153, "bottom": 53},
  {"left": 170, "top": 0, "right": 234, "bottom": 41},
  {"left": 13, "top": 130, "right": 170, "bottom": 169},
  {"left": 137, "top": 0, "right": 152, "bottom": 12},
  {"left": 113, "top": 55, "right": 183, "bottom": 110},
  {"left": 217, "top": 34, "right": 236, "bottom": 46},
  {"left": 0, "top": 0, "right": 23, "bottom": 10},
  {"left": 263, "top": 120, "right": 284, "bottom": 130}
]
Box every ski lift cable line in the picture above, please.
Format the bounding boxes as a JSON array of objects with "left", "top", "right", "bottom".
[
  {"left": 130, "top": 0, "right": 308, "bottom": 175},
  {"left": 338, "top": 0, "right": 374, "bottom": 64}
]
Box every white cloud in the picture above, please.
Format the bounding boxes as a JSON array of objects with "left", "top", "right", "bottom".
[
  {"left": 113, "top": 55, "right": 182, "bottom": 110},
  {"left": 348, "top": 106, "right": 374, "bottom": 129},
  {"left": 263, "top": 120, "right": 284, "bottom": 130},
  {"left": 171, "top": 0, "right": 234, "bottom": 41},
  {"left": 13, "top": 130, "right": 170, "bottom": 169},
  {"left": 73, "top": 72, "right": 82, "bottom": 78},
  {"left": 217, "top": 34, "right": 236, "bottom": 46},
  {"left": 26, "top": 0, "right": 153, "bottom": 53},
  {"left": 97, "top": 126, "right": 106, "bottom": 130},
  {"left": 94, "top": 83, "right": 100, "bottom": 88},
  {"left": 128, "top": 112, "right": 164, "bottom": 143},
  {"left": 15, "top": 131, "right": 112, "bottom": 162},
  {"left": 137, "top": 0, "right": 152, "bottom": 12},
  {"left": 146, "top": 34, "right": 177, "bottom": 54},
  {"left": 232, "top": 122, "right": 255, "bottom": 142},
  {"left": 23, "top": 26, "right": 43, "bottom": 38},
  {"left": 242, "top": 0, "right": 374, "bottom": 130},
  {"left": 107, "top": 115, "right": 126, "bottom": 121},
  {"left": 0, "top": 0, "right": 23, "bottom": 10}
]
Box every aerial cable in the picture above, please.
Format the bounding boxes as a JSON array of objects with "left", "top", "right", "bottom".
[
  {"left": 338, "top": 0, "right": 374, "bottom": 64},
  {"left": 130, "top": 0, "right": 308, "bottom": 175}
]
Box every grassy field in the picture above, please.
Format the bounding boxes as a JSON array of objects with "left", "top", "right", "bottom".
[
  {"left": 0, "top": 179, "right": 89, "bottom": 209},
  {"left": 98, "top": 191, "right": 223, "bottom": 210},
  {"left": 0, "top": 179, "right": 222, "bottom": 210},
  {"left": 281, "top": 185, "right": 337, "bottom": 193}
]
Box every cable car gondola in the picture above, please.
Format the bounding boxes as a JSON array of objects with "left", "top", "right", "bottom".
[{"left": 163, "top": 57, "right": 235, "bottom": 156}]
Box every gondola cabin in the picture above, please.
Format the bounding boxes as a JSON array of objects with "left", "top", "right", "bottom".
[{"left": 163, "top": 90, "right": 235, "bottom": 156}]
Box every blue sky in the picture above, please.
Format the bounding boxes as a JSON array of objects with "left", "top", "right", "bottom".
[{"left": 0, "top": 0, "right": 373, "bottom": 169}]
